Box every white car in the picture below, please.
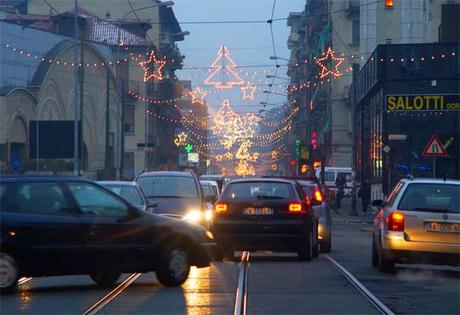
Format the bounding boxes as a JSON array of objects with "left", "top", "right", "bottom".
[{"left": 371, "top": 178, "right": 460, "bottom": 272}]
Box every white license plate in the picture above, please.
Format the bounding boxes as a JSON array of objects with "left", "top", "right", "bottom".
[
  {"left": 243, "top": 207, "right": 274, "bottom": 215},
  {"left": 425, "top": 222, "right": 460, "bottom": 233}
]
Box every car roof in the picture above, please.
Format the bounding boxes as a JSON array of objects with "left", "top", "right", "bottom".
[
  {"left": 401, "top": 178, "right": 460, "bottom": 185},
  {"left": 98, "top": 181, "right": 138, "bottom": 186},
  {"left": 200, "top": 180, "right": 218, "bottom": 185},
  {"left": 0, "top": 175, "right": 92, "bottom": 183},
  {"left": 295, "top": 180, "right": 318, "bottom": 186},
  {"left": 227, "top": 177, "right": 297, "bottom": 185},
  {"left": 137, "top": 171, "right": 194, "bottom": 178}
]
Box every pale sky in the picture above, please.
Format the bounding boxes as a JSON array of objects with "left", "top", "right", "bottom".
[{"left": 173, "top": 0, "right": 306, "bottom": 113}]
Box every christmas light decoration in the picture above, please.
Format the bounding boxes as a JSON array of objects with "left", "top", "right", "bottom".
[
  {"left": 241, "top": 81, "right": 257, "bottom": 100},
  {"left": 140, "top": 50, "right": 166, "bottom": 82},
  {"left": 174, "top": 132, "right": 188, "bottom": 147},
  {"left": 315, "top": 47, "right": 345, "bottom": 79},
  {"left": 204, "top": 45, "right": 244, "bottom": 89},
  {"left": 190, "top": 87, "right": 207, "bottom": 105}
]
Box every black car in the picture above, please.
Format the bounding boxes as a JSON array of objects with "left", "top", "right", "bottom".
[
  {"left": 210, "top": 178, "right": 319, "bottom": 261},
  {"left": 0, "top": 176, "right": 218, "bottom": 294},
  {"left": 136, "top": 171, "right": 208, "bottom": 226}
]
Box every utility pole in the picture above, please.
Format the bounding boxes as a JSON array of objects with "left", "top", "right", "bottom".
[
  {"left": 105, "top": 67, "right": 111, "bottom": 179},
  {"left": 73, "top": 0, "right": 79, "bottom": 175}
]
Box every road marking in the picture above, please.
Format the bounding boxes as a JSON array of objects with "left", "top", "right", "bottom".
[
  {"left": 82, "top": 273, "right": 142, "bottom": 315},
  {"left": 324, "top": 255, "right": 394, "bottom": 315},
  {"left": 233, "top": 251, "right": 250, "bottom": 315}
]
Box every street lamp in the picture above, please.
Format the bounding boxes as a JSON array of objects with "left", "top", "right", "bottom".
[
  {"left": 263, "top": 90, "right": 288, "bottom": 96},
  {"left": 266, "top": 75, "right": 289, "bottom": 81},
  {"left": 269, "top": 56, "right": 290, "bottom": 62}
]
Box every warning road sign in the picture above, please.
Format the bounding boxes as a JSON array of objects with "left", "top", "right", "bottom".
[{"left": 422, "top": 135, "right": 447, "bottom": 157}]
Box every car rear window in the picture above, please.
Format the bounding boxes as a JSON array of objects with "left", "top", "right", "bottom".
[
  {"left": 137, "top": 176, "right": 198, "bottom": 198},
  {"left": 301, "top": 185, "right": 314, "bottom": 199},
  {"left": 224, "top": 182, "right": 294, "bottom": 201},
  {"left": 104, "top": 185, "right": 143, "bottom": 205},
  {"left": 398, "top": 183, "right": 460, "bottom": 213}
]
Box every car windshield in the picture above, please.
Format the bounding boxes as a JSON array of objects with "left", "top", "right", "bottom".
[
  {"left": 225, "top": 182, "right": 293, "bottom": 200},
  {"left": 103, "top": 185, "right": 143, "bottom": 205},
  {"left": 398, "top": 183, "right": 460, "bottom": 213},
  {"left": 137, "top": 176, "right": 198, "bottom": 198}
]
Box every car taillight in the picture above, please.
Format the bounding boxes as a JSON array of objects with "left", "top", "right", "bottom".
[
  {"left": 313, "top": 189, "right": 323, "bottom": 203},
  {"left": 386, "top": 212, "right": 404, "bottom": 231},
  {"left": 289, "top": 202, "right": 303, "bottom": 213},
  {"left": 305, "top": 196, "right": 311, "bottom": 206},
  {"left": 214, "top": 203, "right": 228, "bottom": 213}
]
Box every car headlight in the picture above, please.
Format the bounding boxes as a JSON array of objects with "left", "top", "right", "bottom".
[{"left": 183, "top": 209, "right": 202, "bottom": 224}]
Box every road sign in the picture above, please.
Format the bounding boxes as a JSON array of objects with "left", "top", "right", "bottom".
[
  {"left": 184, "top": 144, "right": 193, "bottom": 153},
  {"left": 422, "top": 135, "right": 447, "bottom": 157}
]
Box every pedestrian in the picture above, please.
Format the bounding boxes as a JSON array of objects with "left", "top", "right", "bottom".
[
  {"left": 335, "top": 174, "right": 346, "bottom": 209},
  {"left": 358, "top": 180, "right": 371, "bottom": 214}
]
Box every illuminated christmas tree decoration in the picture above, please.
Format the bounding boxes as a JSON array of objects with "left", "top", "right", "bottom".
[
  {"left": 174, "top": 132, "right": 188, "bottom": 147},
  {"left": 204, "top": 45, "right": 244, "bottom": 89},
  {"left": 140, "top": 50, "right": 166, "bottom": 82},
  {"left": 190, "top": 87, "right": 207, "bottom": 105},
  {"left": 315, "top": 47, "right": 344, "bottom": 79},
  {"left": 241, "top": 81, "right": 257, "bottom": 100}
]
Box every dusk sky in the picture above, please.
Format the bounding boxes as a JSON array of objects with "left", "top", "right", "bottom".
[{"left": 173, "top": 0, "right": 306, "bottom": 113}]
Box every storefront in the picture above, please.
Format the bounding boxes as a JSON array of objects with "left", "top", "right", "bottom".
[{"left": 351, "top": 43, "right": 459, "bottom": 197}]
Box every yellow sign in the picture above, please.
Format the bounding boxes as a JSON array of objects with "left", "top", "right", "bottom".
[{"left": 386, "top": 95, "right": 460, "bottom": 111}]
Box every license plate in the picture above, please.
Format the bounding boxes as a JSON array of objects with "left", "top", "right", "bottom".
[
  {"left": 425, "top": 222, "right": 460, "bottom": 233},
  {"left": 243, "top": 207, "right": 273, "bottom": 215}
]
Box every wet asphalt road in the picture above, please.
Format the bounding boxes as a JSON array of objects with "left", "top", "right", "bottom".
[{"left": 1, "top": 220, "right": 459, "bottom": 315}]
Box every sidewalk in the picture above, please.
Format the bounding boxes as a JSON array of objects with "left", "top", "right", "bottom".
[{"left": 330, "top": 197, "right": 375, "bottom": 226}]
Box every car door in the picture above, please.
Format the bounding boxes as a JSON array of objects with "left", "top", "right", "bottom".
[
  {"left": 66, "top": 182, "right": 152, "bottom": 272},
  {"left": 3, "top": 180, "right": 86, "bottom": 275}
]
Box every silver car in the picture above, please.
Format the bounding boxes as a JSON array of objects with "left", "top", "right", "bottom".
[
  {"left": 297, "top": 180, "right": 332, "bottom": 253},
  {"left": 98, "top": 181, "right": 147, "bottom": 212},
  {"left": 372, "top": 178, "right": 460, "bottom": 272}
]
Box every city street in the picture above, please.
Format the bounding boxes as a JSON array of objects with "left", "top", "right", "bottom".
[{"left": 2, "top": 208, "right": 458, "bottom": 315}]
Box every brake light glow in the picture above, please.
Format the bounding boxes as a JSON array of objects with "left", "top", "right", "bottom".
[
  {"left": 313, "top": 189, "right": 323, "bottom": 203},
  {"left": 289, "top": 202, "right": 303, "bottom": 213},
  {"left": 305, "top": 196, "right": 311, "bottom": 206},
  {"left": 215, "top": 203, "right": 228, "bottom": 213},
  {"left": 386, "top": 212, "right": 404, "bottom": 231}
]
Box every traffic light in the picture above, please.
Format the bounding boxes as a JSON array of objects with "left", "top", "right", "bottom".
[{"left": 385, "top": 0, "right": 394, "bottom": 8}]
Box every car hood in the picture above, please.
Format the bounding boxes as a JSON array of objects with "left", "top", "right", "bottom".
[{"left": 147, "top": 197, "right": 202, "bottom": 216}]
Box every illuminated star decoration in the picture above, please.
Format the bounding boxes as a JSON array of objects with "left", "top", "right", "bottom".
[
  {"left": 204, "top": 45, "right": 244, "bottom": 89},
  {"left": 241, "top": 82, "right": 257, "bottom": 100},
  {"left": 174, "top": 132, "right": 188, "bottom": 147},
  {"left": 140, "top": 50, "right": 166, "bottom": 82},
  {"left": 315, "top": 47, "right": 344, "bottom": 79},
  {"left": 190, "top": 87, "right": 207, "bottom": 105}
]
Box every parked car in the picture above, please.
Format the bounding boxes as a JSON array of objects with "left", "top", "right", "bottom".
[
  {"left": 136, "top": 171, "right": 207, "bottom": 226},
  {"left": 295, "top": 179, "right": 332, "bottom": 253},
  {"left": 371, "top": 178, "right": 460, "bottom": 272},
  {"left": 98, "top": 181, "right": 147, "bottom": 212},
  {"left": 0, "top": 176, "right": 218, "bottom": 294},
  {"left": 210, "top": 178, "right": 319, "bottom": 261}
]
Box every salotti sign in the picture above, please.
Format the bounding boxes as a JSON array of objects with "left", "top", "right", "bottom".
[{"left": 385, "top": 94, "right": 460, "bottom": 111}]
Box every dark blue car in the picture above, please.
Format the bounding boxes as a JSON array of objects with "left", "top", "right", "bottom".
[{"left": 0, "top": 176, "right": 218, "bottom": 294}]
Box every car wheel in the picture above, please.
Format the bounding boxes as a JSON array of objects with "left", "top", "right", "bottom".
[
  {"left": 298, "top": 228, "right": 313, "bottom": 261},
  {"left": 156, "top": 242, "right": 190, "bottom": 287},
  {"left": 0, "top": 252, "right": 19, "bottom": 294},
  {"left": 378, "top": 242, "right": 395, "bottom": 273},
  {"left": 90, "top": 271, "right": 121, "bottom": 287},
  {"left": 371, "top": 238, "right": 378, "bottom": 267},
  {"left": 321, "top": 233, "right": 332, "bottom": 254}
]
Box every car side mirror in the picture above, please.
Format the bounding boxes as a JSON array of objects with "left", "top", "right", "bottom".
[{"left": 371, "top": 199, "right": 386, "bottom": 207}]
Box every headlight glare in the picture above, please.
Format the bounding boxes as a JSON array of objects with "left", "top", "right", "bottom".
[{"left": 183, "top": 209, "right": 202, "bottom": 224}]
